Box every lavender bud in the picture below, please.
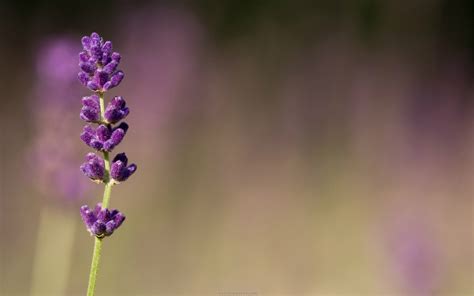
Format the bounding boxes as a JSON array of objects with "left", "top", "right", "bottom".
[
  {"left": 102, "top": 41, "right": 112, "bottom": 55},
  {"left": 79, "top": 107, "right": 100, "bottom": 122},
  {"left": 78, "top": 72, "right": 89, "bottom": 86},
  {"left": 90, "top": 45, "right": 102, "bottom": 60},
  {"left": 90, "top": 32, "right": 100, "bottom": 39},
  {"left": 101, "top": 53, "right": 111, "bottom": 66},
  {"left": 86, "top": 80, "right": 100, "bottom": 91},
  {"left": 81, "top": 36, "right": 91, "bottom": 50},
  {"left": 103, "top": 123, "right": 128, "bottom": 151},
  {"left": 103, "top": 71, "right": 124, "bottom": 90},
  {"left": 111, "top": 52, "right": 121, "bottom": 63},
  {"left": 79, "top": 51, "right": 90, "bottom": 62},
  {"left": 80, "top": 95, "right": 100, "bottom": 122},
  {"left": 80, "top": 203, "right": 126, "bottom": 238},
  {"left": 80, "top": 125, "right": 94, "bottom": 145},
  {"left": 79, "top": 62, "right": 96, "bottom": 74},
  {"left": 104, "top": 96, "right": 129, "bottom": 123},
  {"left": 110, "top": 152, "right": 137, "bottom": 183},
  {"left": 95, "top": 71, "right": 109, "bottom": 87},
  {"left": 80, "top": 108, "right": 100, "bottom": 122},
  {"left": 80, "top": 153, "right": 105, "bottom": 182},
  {"left": 81, "top": 124, "right": 127, "bottom": 152},
  {"left": 96, "top": 125, "right": 111, "bottom": 142},
  {"left": 102, "top": 61, "right": 118, "bottom": 75}
]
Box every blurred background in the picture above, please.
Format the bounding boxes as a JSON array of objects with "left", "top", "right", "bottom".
[{"left": 1, "top": 0, "right": 473, "bottom": 295}]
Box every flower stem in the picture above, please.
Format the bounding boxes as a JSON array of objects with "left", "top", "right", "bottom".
[
  {"left": 86, "top": 92, "right": 114, "bottom": 296},
  {"left": 101, "top": 181, "right": 113, "bottom": 208},
  {"left": 86, "top": 237, "right": 103, "bottom": 296}
]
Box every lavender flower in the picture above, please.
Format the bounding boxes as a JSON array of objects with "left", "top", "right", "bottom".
[
  {"left": 78, "top": 32, "right": 137, "bottom": 185},
  {"left": 104, "top": 96, "right": 129, "bottom": 123},
  {"left": 80, "top": 204, "right": 125, "bottom": 238},
  {"left": 78, "top": 32, "right": 137, "bottom": 296},
  {"left": 78, "top": 33, "right": 124, "bottom": 92},
  {"left": 80, "top": 153, "right": 105, "bottom": 182},
  {"left": 80, "top": 95, "right": 101, "bottom": 122},
  {"left": 110, "top": 153, "right": 137, "bottom": 183},
  {"left": 80, "top": 123, "right": 128, "bottom": 152}
]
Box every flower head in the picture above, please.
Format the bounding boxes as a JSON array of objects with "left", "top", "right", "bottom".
[
  {"left": 78, "top": 33, "right": 136, "bottom": 244},
  {"left": 80, "top": 123, "right": 128, "bottom": 152},
  {"left": 80, "top": 153, "right": 105, "bottom": 182},
  {"left": 111, "top": 153, "right": 137, "bottom": 182},
  {"left": 80, "top": 203, "right": 125, "bottom": 238},
  {"left": 78, "top": 32, "right": 124, "bottom": 92}
]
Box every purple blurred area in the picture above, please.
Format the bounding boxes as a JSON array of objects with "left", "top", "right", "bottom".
[{"left": 1, "top": 1, "right": 473, "bottom": 295}]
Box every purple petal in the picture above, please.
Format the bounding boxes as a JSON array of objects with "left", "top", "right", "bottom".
[
  {"left": 89, "top": 139, "right": 103, "bottom": 150},
  {"left": 82, "top": 95, "right": 100, "bottom": 108},
  {"left": 111, "top": 52, "right": 121, "bottom": 63},
  {"left": 112, "top": 152, "right": 128, "bottom": 165},
  {"left": 110, "top": 128, "right": 126, "bottom": 145},
  {"left": 79, "top": 62, "right": 96, "bottom": 74},
  {"left": 102, "top": 61, "right": 118, "bottom": 75},
  {"left": 102, "top": 41, "right": 112, "bottom": 54},
  {"left": 104, "top": 98, "right": 129, "bottom": 123},
  {"left": 96, "top": 125, "right": 111, "bottom": 142},
  {"left": 80, "top": 205, "right": 96, "bottom": 228},
  {"left": 91, "top": 221, "right": 106, "bottom": 237},
  {"left": 110, "top": 160, "right": 125, "bottom": 180},
  {"left": 97, "top": 208, "right": 110, "bottom": 221},
  {"left": 79, "top": 51, "right": 90, "bottom": 62},
  {"left": 127, "top": 164, "right": 137, "bottom": 177},
  {"left": 80, "top": 106, "right": 100, "bottom": 122},
  {"left": 87, "top": 81, "right": 99, "bottom": 91},
  {"left": 103, "top": 71, "right": 124, "bottom": 90},
  {"left": 81, "top": 36, "right": 91, "bottom": 50},
  {"left": 80, "top": 128, "right": 94, "bottom": 145},
  {"left": 78, "top": 72, "right": 89, "bottom": 86},
  {"left": 110, "top": 96, "right": 125, "bottom": 108},
  {"left": 105, "top": 221, "right": 116, "bottom": 236},
  {"left": 94, "top": 71, "right": 109, "bottom": 87},
  {"left": 93, "top": 203, "right": 103, "bottom": 216},
  {"left": 113, "top": 212, "right": 126, "bottom": 227},
  {"left": 85, "top": 152, "right": 97, "bottom": 161}
]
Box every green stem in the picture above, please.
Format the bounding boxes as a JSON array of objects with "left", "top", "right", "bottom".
[
  {"left": 101, "top": 181, "right": 113, "bottom": 209},
  {"left": 86, "top": 92, "right": 114, "bottom": 296},
  {"left": 99, "top": 92, "right": 106, "bottom": 122},
  {"left": 86, "top": 237, "right": 103, "bottom": 296}
]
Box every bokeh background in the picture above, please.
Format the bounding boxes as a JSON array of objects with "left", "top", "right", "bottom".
[{"left": 1, "top": 0, "right": 473, "bottom": 295}]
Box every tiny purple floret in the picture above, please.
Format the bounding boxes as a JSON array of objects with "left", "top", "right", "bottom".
[
  {"left": 80, "top": 123, "right": 128, "bottom": 152},
  {"left": 80, "top": 95, "right": 101, "bottom": 122},
  {"left": 80, "top": 203, "right": 125, "bottom": 238},
  {"left": 80, "top": 153, "right": 105, "bottom": 182},
  {"left": 104, "top": 96, "right": 130, "bottom": 123},
  {"left": 110, "top": 152, "right": 137, "bottom": 182}
]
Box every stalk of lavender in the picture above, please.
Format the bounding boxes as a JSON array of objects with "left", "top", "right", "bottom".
[{"left": 77, "top": 32, "right": 136, "bottom": 296}]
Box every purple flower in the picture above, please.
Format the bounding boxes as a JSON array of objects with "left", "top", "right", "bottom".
[
  {"left": 80, "top": 203, "right": 125, "bottom": 238},
  {"left": 110, "top": 153, "right": 137, "bottom": 182},
  {"left": 80, "top": 153, "right": 105, "bottom": 182},
  {"left": 104, "top": 96, "right": 130, "bottom": 123},
  {"left": 80, "top": 95, "right": 101, "bottom": 122},
  {"left": 78, "top": 33, "right": 137, "bottom": 244},
  {"left": 80, "top": 123, "right": 128, "bottom": 152},
  {"left": 78, "top": 32, "right": 124, "bottom": 92}
]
